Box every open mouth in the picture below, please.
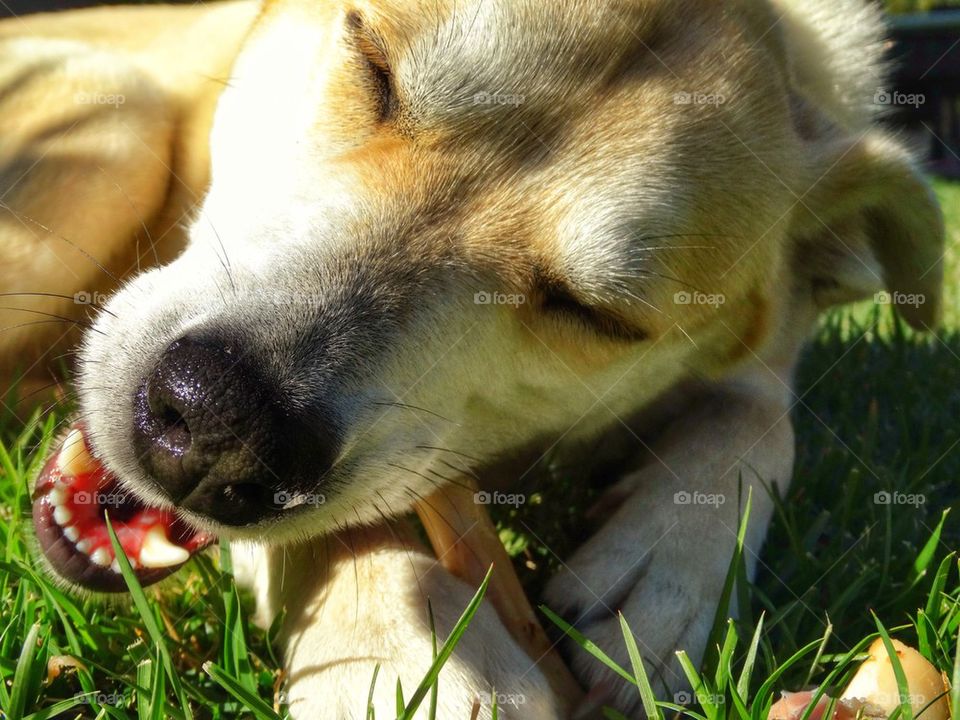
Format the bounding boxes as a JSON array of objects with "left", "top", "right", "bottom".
[{"left": 32, "top": 424, "right": 215, "bottom": 592}]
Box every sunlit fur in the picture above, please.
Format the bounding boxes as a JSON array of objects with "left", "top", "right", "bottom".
[{"left": 0, "top": 0, "right": 944, "bottom": 716}]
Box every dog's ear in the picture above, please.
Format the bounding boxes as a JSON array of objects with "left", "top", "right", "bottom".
[
  {"left": 756, "top": 0, "right": 945, "bottom": 329},
  {"left": 790, "top": 120, "right": 945, "bottom": 329}
]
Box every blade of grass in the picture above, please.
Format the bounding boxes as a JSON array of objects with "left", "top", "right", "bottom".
[
  {"left": 8, "top": 622, "right": 41, "bottom": 720},
  {"left": 366, "top": 663, "right": 381, "bottom": 720},
  {"left": 397, "top": 566, "right": 493, "bottom": 720},
  {"left": 708, "top": 487, "right": 752, "bottom": 664},
  {"left": 912, "top": 511, "right": 949, "bottom": 585},
  {"left": 105, "top": 513, "right": 193, "bottom": 720},
  {"left": 203, "top": 661, "right": 282, "bottom": 720},
  {"left": 540, "top": 605, "right": 635, "bottom": 685},
  {"left": 20, "top": 694, "right": 91, "bottom": 720},
  {"left": 873, "top": 614, "right": 913, "bottom": 720},
  {"left": 396, "top": 678, "right": 406, "bottom": 717},
  {"left": 951, "top": 623, "right": 959, "bottom": 720},
  {"left": 676, "top": 650, "right": 720, "bottom": 718},
  {"left": 737, "top": 612, "right": 765, "bottom": 700},
  {"left": 618, "top": 612, "right": 662, "bottom": 720},
  {"left": 428, "top": 599, "right": 438, "bottom": 720}
]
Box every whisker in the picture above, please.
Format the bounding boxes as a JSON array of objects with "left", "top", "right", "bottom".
[
  {"left": 405, "top": 486, "right": 485, "bottom": 571},
  {"left": 9, "top": 380, "right": 72, "bottom": 408},
  {"left": 386, "top": 461, "right": 475, "bottom": 495},
  {"left": 0, "top": 201, "right": 121, "bottom": 283},
  {"left": 0, "top": 319, "right": 84, "bottom": 335},
  {"left": 96, "top": 164, "right": 161, "bottom": 270},
  {"left": 0, "top": 307, "right": 104, "bottom": 335},
  {"left": 0, "top": 293, "right": 117, "bottom": 318},
  {"left": 415, "top": 445, "right": 481, "bottom": 463},
  {"left": 371, "top": 401, "right": 457, "bottom": 424},
  {"left": 204, "top": 215, "right": 236, "bottom": 296},
  {"left": 437, "top": 457, "right": 480, "bottom": 482},
  {"left": 371, "top": 496, "right": 429, "bottom": 605}
]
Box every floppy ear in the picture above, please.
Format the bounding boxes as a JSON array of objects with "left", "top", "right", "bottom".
[{"left": 792, "top": 128, "right": 945, "bottom": 329}]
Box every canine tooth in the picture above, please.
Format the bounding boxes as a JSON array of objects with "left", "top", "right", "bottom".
[
  {"left": 76, "top": 540, "right": 91, "bottom": 554},
  {"left": 90, "top": 548, "right": 111, "bottom": 567},
  {"left": 138, "top": 526, "right": 189, "bottom": 568},
  {"left": 57, "top": 429, "right": 98, "bottom": 477},
  {"left": 63, "top": 526, "right": 80, "bottom": 542},
  {"left": 53, "top": 506, "right": 72, "bottom": 526},
  {"left": 49, "top": 486, "right": 68, "bottom": 507}
]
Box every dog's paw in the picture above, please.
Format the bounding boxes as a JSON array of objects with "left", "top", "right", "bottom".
[
  {"left": 278, "top": 541, "right": 563, "bottom": 720},
  {"left": 544, "top": 482, "right": 731, "bottom": 717}
]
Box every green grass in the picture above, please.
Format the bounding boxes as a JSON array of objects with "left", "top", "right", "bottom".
[{"left": 0, "top": 180, "right": 958, "bottom": 719}]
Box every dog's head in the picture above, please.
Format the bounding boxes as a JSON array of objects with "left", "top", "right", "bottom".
[{"left": 33, "top": 0, "right": 943, "bottom": 590}]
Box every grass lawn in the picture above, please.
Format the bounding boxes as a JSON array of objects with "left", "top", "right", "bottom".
[{"left": 0, "top": 180, "right": 958, "bottom": 719}]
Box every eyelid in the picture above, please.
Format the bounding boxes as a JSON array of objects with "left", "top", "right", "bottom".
[
  {"left": 539, "top": 282, "right": 647, "bottom": 342},
  {"left": 347, "top": 12, "right": 394, "bottom": 121}
]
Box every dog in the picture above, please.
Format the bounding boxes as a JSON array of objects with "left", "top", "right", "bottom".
[{"left": 0, "top": 0, "right": 944, "bottom": 717}]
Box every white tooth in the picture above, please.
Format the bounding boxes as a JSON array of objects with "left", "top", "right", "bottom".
[
  {"left": 63, "top": 526, "right": 80, "bottom": 542},
  {"left": 49, "top": 486, "right": 68, "bottom": 507},
  {"left": 90, "top": 548, "right": 111, "bottom": 567},
  {"left": 53, "top": 506, "right": 72, "bottom": 527},
  {"left": 138, "top": 526, "right": 189, "bottom": 568},
  {"left": 76, "top": 540, "right": 91, "bottom": 554},
  {"left": 108, "top": 556, "right": 137, "bottom": 572},
  {"left": 57, "top": 429, "right": 98, "bottom": 477}
]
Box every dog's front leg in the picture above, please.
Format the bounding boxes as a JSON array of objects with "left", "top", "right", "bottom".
[
  {"left": 544, "top": 377, "right": 795, "bottom": 716},
  {"left": 244, "top": 523, "right": 563, "bottom": 720}
]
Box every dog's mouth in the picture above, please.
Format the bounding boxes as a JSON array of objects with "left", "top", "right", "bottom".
[{"left": 32, "top": 424, "right": 215, "bottom": 592}]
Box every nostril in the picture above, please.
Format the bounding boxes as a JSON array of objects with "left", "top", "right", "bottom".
[
  {"left": 131, "top": 332, "right": 340, "bottom": 526},
  {"left": 223, "top": 483, "right": 274, "bottom": 507},
  {"left": 145, "top": 379, "right": 192, "bottom": 458},
  {"left": 156, "top": 402, "right": 191, "bottom": 453}
]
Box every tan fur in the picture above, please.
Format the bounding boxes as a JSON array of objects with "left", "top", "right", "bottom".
[
  {"left": 0, "top": 2, "right": 257, "bottom": 399},
  {"left": 1, "top": 1, "right": 943, "bottom": 717}
]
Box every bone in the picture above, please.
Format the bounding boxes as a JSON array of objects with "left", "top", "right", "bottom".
[{"left": 414, "top": 479, "right": 583, "bottom": 710}]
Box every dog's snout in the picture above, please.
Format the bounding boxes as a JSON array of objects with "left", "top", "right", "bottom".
[{"left": 132, "top": 335, "right": 334, "bottom": 527}]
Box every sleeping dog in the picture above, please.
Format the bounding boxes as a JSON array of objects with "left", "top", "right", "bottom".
[{"left": 0, "top": 0, "right": 944, "bottom": 717}]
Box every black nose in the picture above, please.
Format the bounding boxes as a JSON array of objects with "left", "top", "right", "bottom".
[{"left": 132, "top": 334, "right": 334, "bottom": 526}]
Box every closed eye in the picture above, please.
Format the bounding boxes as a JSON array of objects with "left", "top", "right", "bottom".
[
  {"left": 540, "top": 281, "right": 648, "bottom": 342},
  {"left": 347, "top": 12, "right": 395, "bottom": 122}
]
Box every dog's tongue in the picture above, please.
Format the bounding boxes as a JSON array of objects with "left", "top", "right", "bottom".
[{"left": 32, "top": 425, "right": 214, "bottom": 592}]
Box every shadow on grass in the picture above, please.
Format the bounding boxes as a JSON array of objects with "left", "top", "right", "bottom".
[{"left": 752, "top": 308, "right": 960, "bottom": 681}]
